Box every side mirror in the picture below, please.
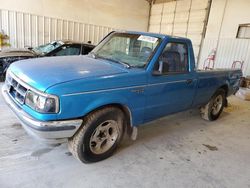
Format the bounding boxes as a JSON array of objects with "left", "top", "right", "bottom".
[{"left": 25, "top": 46, "right": 32, "bottom": 50}]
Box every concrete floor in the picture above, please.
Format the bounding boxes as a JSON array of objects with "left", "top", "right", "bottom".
[{"left": 0, "top": 82, "right": 250, "bottom": 188}]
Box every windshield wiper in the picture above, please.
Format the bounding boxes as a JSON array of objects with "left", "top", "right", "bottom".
[
  {"left": 89, "top": 52, "right": 131, "bottom": 69},
  {"left": 105, "top": 57, "right": 131, "bottom": 69}
]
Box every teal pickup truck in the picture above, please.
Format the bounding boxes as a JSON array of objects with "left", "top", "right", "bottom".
[{"left": 2, "top": 31, "right": 242, "bottom": 163}]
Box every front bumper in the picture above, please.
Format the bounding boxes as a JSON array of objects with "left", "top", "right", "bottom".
[{"left": 2, "top": 84, "right": 83, "bottom": 143}]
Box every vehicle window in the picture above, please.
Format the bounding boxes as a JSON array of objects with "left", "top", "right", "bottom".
[
  {"left": 33, "top": 41, "right": 63, "bottom": 55},
  {"left": 82, "top": 46, "right": 94, "bottom": 55},
  {"left": 91, "top": 33, "right": 160, "bottom": 68},
  {"left": 54, "top": 45, "right": 81, "bottom": 56},
  {"left": 155, "top": 42, "right": 188, "bottom": 74}
]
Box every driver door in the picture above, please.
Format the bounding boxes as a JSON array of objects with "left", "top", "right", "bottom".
[{"left": 144, "top": 40, "right": 197, "bottom": 121}]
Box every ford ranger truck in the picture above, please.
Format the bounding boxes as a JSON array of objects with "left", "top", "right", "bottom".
[{"left": 2, "top": 31, "right": 242, "bottom": 163}]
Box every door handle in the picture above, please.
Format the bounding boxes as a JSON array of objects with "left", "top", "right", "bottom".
[{"left": 186, "top": 79, "right": 193, "bottom": 84}]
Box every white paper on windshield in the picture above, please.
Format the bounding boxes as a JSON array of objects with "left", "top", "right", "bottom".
[{"left": 138, "top": 35, "right": 158, "bottom": 43}]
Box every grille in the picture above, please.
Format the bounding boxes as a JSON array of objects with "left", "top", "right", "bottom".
[{"left": 5, "top": 73, "right": 28, "bottom": 104}]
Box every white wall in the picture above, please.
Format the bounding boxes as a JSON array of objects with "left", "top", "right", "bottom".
[
  {"left": 199, "top": 0, "right": 250, "bottom": 75},
  {"left": 0, "top": 9, "right": 117, "bottom": 48},
  {"left": 205, "top": 0, "right": 250, "bottom": 39},
  {"left": 0, "top": 0, "right": 149, "bottom": 31}
]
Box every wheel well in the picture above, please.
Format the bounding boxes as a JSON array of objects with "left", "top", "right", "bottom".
[
  {"left": 219, "top": 85, "right": 228, "bottom": 96},
  {"left": 85, "top": 103, "right": 133, "bottom": 135}
]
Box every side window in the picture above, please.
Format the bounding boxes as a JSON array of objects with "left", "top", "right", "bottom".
[
  {"left": 155, "top": 42, "right": 188, "bottom": 74},
  {"left": 54, "top": 45, "right": 81, "bottom": 56},
  {"left": 82, "top": 45, "right": 94, "bottom": 55},
  {"left": 138, "top": 41, "right": 158, "bottom": 62}
]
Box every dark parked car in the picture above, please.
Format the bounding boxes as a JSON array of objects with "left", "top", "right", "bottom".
[{"left": 0, "top": 40, "right": 95, "bottom": 81}]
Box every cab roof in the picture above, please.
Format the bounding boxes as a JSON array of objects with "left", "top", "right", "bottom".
[{"left": 118, "top": 30, "right": 191, "bottom": 42}]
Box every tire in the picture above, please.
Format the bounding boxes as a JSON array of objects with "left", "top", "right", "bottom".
[
  {"left": 200, "top": 89, "right": 226, "bottom": 121},
  {"left": 68, "top": 107, "right": 125, "bottom": 163}
]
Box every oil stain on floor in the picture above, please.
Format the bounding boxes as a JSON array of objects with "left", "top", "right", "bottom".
[
  {"left": 11, "top": 123, "right": 22, "bottom": 129},
  {"left": 202, "top": 144, "right": 218, "bottom": 151},
  {"left": 65, "top": 152, "right": 72, "bottom": 156},
  {"left": 31, "top": 148, "right": 53, "bottom": 157}
]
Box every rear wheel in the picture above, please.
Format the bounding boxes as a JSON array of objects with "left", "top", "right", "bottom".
[
  {"left": 68, "top": 107, "right": 125, "bottom": 163},
  {"left": 200, "top": 89, "right": 226, "bottom": 121}
]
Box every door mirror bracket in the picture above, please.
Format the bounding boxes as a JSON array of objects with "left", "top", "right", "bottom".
[
  {"left": 152, "top": 60, "right": 163, "bottom": 76},
  {"left": 152, "top": 70, "right": 162, "bottom": 76}
]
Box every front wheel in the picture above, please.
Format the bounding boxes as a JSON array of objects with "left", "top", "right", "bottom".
[
  {"left": 200, "top": 89, "right": 226, "bottom": 121},
  {"left": 68, "top": 107, "right": 125, "bottom": 163}
]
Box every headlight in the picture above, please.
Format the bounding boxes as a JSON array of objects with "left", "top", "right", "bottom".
[{"left": 25, "top": 90, "right": 59, "bottom": 113}]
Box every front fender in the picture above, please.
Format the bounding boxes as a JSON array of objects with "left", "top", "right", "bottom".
[
  {"left": 59, "top": 89, "right": 145, "bottom": 126},
  {"left": 82, "top": 93, "right": 131, "bottom": 117}
]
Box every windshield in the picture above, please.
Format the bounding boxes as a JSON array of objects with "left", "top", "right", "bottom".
[
  {"left": 91, "top": 33, "right": 161, "bottom": 68},
  {"left": 33, "top": 41, "right": 64, "bottom": 55}
]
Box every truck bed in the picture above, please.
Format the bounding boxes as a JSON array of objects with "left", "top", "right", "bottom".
[{"left": 193, "top": 68, "right": 242, "bottom": 107}]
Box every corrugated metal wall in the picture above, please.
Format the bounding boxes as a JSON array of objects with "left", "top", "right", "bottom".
[
  {"left": 0, "top": 9, "right": 116, "bottom": 48},
  {"left": 149, "top": 0, "right": 210, "bottom": 61},
  {"left": 198, "top": 38, "right": 250, "bottom": 75}
]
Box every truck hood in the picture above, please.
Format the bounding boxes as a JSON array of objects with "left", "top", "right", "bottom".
[
  {"left": 0, "top": 48, "right": 36, "bottom": 58},
  {"left": 9, "top": 55, "right": 128, "bottom": 92}
]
